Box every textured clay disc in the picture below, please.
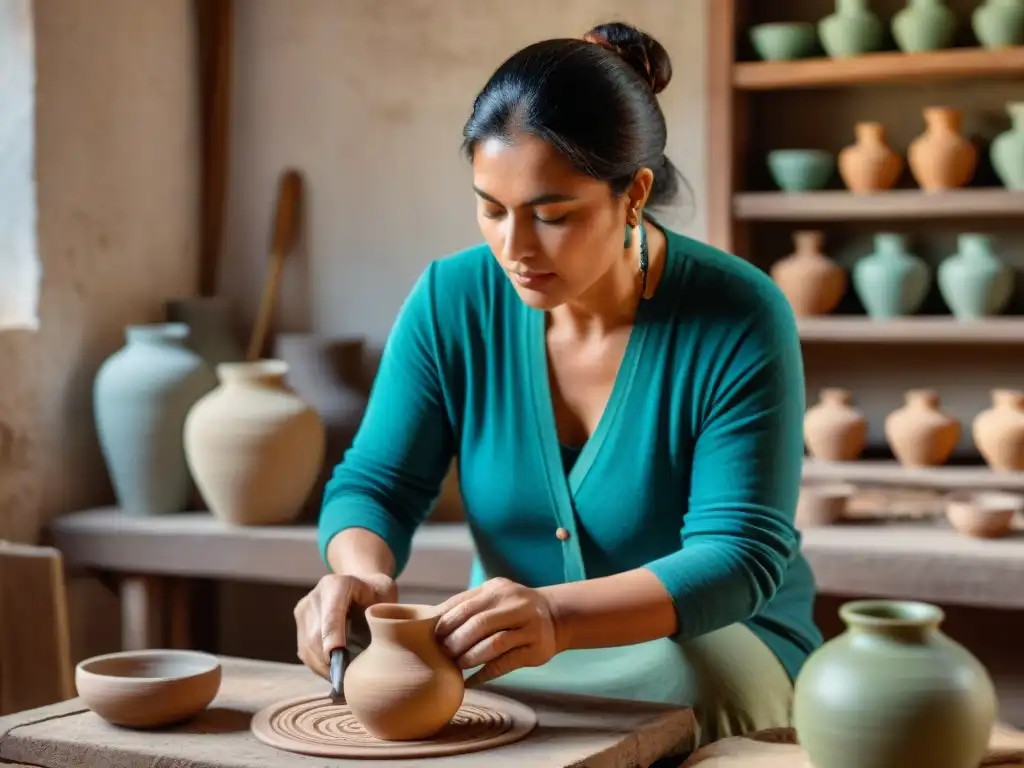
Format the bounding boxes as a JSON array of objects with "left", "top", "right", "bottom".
[{"left": 251, "top": 689, "right": 538, "bottom": 759}]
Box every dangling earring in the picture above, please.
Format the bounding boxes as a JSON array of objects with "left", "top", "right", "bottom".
[{"left": 638, "top": 219, "right": 649, "bottom": 298}]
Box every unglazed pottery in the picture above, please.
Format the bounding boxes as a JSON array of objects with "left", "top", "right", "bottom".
[
  {"left": 991, "top": 102, "right": 1024, "bottom": 189},
  {"left": 838, "top": 122, "right": 903, "bottom": 194},
  {"left": 749, "top": 22, "right": 818, "bottom": 61},
  {"left": 166, "top": 297, "right": 245, "bottom": 368},
  {"left": 251, "top": 689, "right": 538, "bottom": 758},
  {"left": 819, "top": 0, "right": 885, "bottom": 58},
  {"left": 892, "top": 0, "right": 958, "bottom": 52},
  {"left": 973, "top": 0, "right": 1024, "bottom": 48},
  {"left": 885, "top": 389, "right": 961, "bottom": 467},
  {"left": 908, "top": 107, "right": 978, "bottom": 191},
  {"left": 937, "top": 234, "right": 1014, "bottom": 319},
  {"left": 75, "top": 649, "right": 221, "bottom": 728},
  {"left": 93, "top": 323, "right": 216, "bottom": 516},
  {"left": 945, "top": 491, "right": 1020, "bottom": 538},
  {"left": 804, "top": 388, "right": 868, "bottom": 461},
  {"left": 973, "top": 388, "right": 1024, "bottom": 471},
  {"left": 343, "top": 603, "right": 465, "bottom": 741},
  {"left": 852, "top": 233, "right": 931, "bottom": 318},
  {"left": 183, "top": 360, "right": 325, "bottom": 526},
  {"left": 767, "top": 150, "right": 835, "bottom": 192},
  {"left": 795, "top": 483, "right": 854, "bottom": 528},
  {"left": 793, "top": 600, "right": 998, "bottom": 768},
  {"left": 770, "top": 231, "right": 847, "bottom": 317}
]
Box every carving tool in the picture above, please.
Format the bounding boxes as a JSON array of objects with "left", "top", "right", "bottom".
[{"left": 329, "top": 646, "right": 350, "bottom": 702}]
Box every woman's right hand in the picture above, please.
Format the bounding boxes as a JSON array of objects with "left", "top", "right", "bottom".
[{"left": 294, "top": 572, "right": 397, "bottom": 679}]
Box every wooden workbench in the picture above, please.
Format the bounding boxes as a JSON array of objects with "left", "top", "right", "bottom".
[
  {"left": 0, "top": 656, "right": 696, "bottom": 768},
  {"left": 46, "top": 507, "right": 1024, "bottom": 650}
]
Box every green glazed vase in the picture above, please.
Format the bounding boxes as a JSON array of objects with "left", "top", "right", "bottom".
[
  {"left": 794, "top": 600, "right": 998, "bottom": 768},
  {"left": 991, "top": 102, "right": 1024, "bottom": 189},
  {"left": 893, "top": 0, "right": 958, "bottom": 52},
  {"left": 973, "top": 0, "right": 1024, "bottom": 48},
  {"left": 820, "top": 0, "right": 886, "bottom": 58},
  {"left": 938, "top": 234, "right": 1015, "bottom": 318},
  {"left": 852, "top": 233, "right": 931, "bottom": 318}
]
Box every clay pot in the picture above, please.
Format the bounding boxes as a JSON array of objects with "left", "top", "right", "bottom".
[
  {"left": 973, "top": 0, "right": 1024, "bottom": 49},
  {"left": 945, "top": 491, "right": 1020, "bottom": 538},
  {"left": 892, "top": 0, "right": 958, "bottom": 53},
  {"left": 344, "top": 603, "right": 465, "bottom": 740},
  {"left": 908, "top": 107, "right": 978, "bottom": 192},
  {"left": 937, "top": 234, "right": 1015, "bottom": 319},
  {"left": 991, "top": 101, "right": 1024, "bottom": 189},
  {"left": 183, "top": 360, "right": 325, "bottom": 525},
  {"left": 75, "top": 649, "right": 221, "bottom": 728},
  {"left": 884, "top": 389, "right": 961, "bottom": 467},
  {"left": 804, "top": 388, "right": 868, "bottom": 461},
  {"left": 796, "top": 483, "right": 854, "bottom": 528},
  {"left": 770, "top": 231, "right": 847, "bottom": 317},
  {"left": 972, "top": 388, "right": 1024, "bottom": 471},
  {"left": 93, "top": 323, "right": 216, "bottom": 516},
  {"left": 794, "top": 600, "right": 997, "bottom": 768},
  {"left": 852, "top": 233, "right": 931, "bottom": 318},
  {"left": 838, "top": 122, "right": 903, "bottom": 194},
  {"left": 819, "top": 0, "right": 886, "bottom": 58}
]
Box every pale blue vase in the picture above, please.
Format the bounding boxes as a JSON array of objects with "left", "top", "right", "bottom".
[
  {"left": 93, "top": 323, "right": 216, "bottom": 515},
  {"left": 938, "top": 234, "right": 1015, "bottom": 319},
  {"left": 853, "top": 234, "right": 931, "bottom": 318}
]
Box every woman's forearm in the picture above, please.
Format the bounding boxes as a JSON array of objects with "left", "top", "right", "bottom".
[
  {"left": 325, "top": 527, "right": 397, "bottom": 581},
  {"left": 538, "top": 567, "right": 678, "bottom": 652}
]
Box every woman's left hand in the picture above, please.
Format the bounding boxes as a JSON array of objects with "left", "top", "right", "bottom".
[{"left": 433, "top": 577, "right": 563, "bottom": 686}]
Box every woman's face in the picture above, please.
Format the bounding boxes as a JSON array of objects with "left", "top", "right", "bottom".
[{"left": 471, "top": 133, "right": 642, "bottom": 310}]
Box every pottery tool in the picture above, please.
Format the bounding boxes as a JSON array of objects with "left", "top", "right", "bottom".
[
  {"left": 246, "top": 168, "right": 303, "bottom": 361},
  {"left": 329, "top": 647, "right": 349, "bottom": 702}
]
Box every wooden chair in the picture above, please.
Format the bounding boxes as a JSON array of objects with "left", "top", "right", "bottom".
[{"left": 0, "top": 541, "right": 74, "bottom": 715}]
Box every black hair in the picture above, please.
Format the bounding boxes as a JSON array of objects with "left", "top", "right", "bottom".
[{"left": 461, "top": 21, "right": 686, "bottom": 210}]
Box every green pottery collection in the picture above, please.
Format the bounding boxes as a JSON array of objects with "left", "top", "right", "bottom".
[
  {"left": 794, "top": 600, "right": 998, "bottom": 768},
  {"left": 937, "top": 234, "right": 1015, "bottom": 318},
  {"left": 892, "top": 0, "right": 958, "bottom": 52}
]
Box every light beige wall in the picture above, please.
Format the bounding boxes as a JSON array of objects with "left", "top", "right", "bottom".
[{"left": 220, "top": 0, "right": 708, "bottom": 345}]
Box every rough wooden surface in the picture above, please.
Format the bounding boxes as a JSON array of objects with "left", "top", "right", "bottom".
[
  {"left": 49, "top": 508, "right": 1024, "bottom": 609},
  {"left": 0, "top": 656, "right": 696, "bottom": 768},
  {"left": 681, "top": 723, "right": 1024, "bottom": 767}
]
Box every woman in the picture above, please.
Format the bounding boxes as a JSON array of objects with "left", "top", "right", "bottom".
[{"left": 294, "top": 21, "right": 822, "bottom": 746}]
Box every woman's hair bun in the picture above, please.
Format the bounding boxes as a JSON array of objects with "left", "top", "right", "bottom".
[{"left": 583, "top": 22, "right": 673, "bottom": 95}]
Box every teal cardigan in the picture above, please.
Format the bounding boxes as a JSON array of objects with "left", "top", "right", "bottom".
[{"left": 318, "top": 227, "right": 823, "bottom": 682}]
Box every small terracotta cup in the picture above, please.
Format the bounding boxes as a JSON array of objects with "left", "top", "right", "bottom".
[
  {"left": 945, "top": 491, "right": 1022, "bottom": 539},
  {"left": 75, "top": 649, "right": 222, "bottom": 728}
]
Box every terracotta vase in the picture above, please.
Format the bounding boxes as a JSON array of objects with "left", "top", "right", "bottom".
[
  {"left": 804, "top": 388, "right": 868, "bottom": 462},
  {"left": 183, "top": 360, "right": 325, "bottom": 525},
  {"left": 884, "top": 389, "right": 961, "bottom": 467},
  {"left": 838, "top": 122, "right": 904, "bottom": 194},
  {"left": 972, "top": 388, "right": 1024, "bottom": 471},
  {"left": 794, "top": 600, "right": 997, "bottom": 768},
  {"left": 908, "top": 107, "right": 978, "bottom": 192},
  {"left": 770, "top": 231, "right": 847, "bottom": 317},
  {"left": 344, "top": 603, "right": 465, "bottom": 741}
]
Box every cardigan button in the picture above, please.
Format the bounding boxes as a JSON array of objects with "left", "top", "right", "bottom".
[{"left": 555, "top": 527, "right": 570, "bottom": 541}]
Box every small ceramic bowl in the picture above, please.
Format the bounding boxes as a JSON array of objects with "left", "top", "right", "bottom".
[
  {"left": 796, "top": 483, "right": 854, "bottom": 528},
  {"left": 768, "top": 150, "right": 836, "bottom": 192},
  {"left": 945, "top": 491, "right": 1022, "bottom": 539},
  {"left": 76, "top": 649, "right": 222, "bottom": 728},
  {"left": 750, "top": 22, "right": 818, "bottom": 61}
]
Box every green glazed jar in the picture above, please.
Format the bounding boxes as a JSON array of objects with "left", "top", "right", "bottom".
[
  {"left": 794, "top": 600, "right": 998, "bottom": 768},
  {"left": 820, "top": 0, "right": 886, "bottom": 58},
  {"left": 973, "top": 0, "right": 1024, "bottom": 48},
  {"left": 892, "top": 0, "right": 958, "bottom": 52}
]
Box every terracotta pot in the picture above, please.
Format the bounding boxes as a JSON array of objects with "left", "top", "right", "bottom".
[
  {"left": 344, "top": 603, "right": 465, "bottom": 740},
  {"left": 183, "top": 360, "right": 325, "bottom": 525},
  {"left": 839, "top": 122, "right": 904, "bottom": 193},
  {"left": 945, "top": 491, "right": 1020, "bottom": 539},
  {"left": 804, "top": 388, "right": 868, "bottom": 461},
  {"left": 972, "top": 388, "right": 1024, "bottom": 471},
  {"left": 908, "top": 107, "right": 978, "bottom": 191},
  {"left": 770, "top": 231, "right": 847, "bottom": 317},
  {"left": 884, "top": 389, "right": 961, "bottom": 467},
  {"left": 794, "top": 600, "right": 997, "bottom": 768}
]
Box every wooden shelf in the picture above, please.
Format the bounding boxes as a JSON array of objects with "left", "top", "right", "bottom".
[
  {"left": 734, "top": 189, "right": 1024, "bottom": 221},
  {"left": 797, "top": 317, "right": 1024, "bottom": 344},
  {"left": 803, "top": 459, "right": 1024, "bottom": 492},
  {"left": 734, "top": 46, "right": 1024, "bottom": 91}
]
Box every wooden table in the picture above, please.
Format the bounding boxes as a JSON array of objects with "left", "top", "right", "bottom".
[
  {"left": 47, "top": 508, "right": 1024, "bottom": 651},
  {"left": 0, "top": 656, "right": 696, "bottom": 768}
]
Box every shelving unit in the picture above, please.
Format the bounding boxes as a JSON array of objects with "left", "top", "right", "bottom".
[{"left": 707, "top": 1, "right": 1024, "bottom": 492}]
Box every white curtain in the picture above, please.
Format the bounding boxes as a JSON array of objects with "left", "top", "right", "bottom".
[{"left": 0, "top": 0, "right": 40, "bottom": 332}]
